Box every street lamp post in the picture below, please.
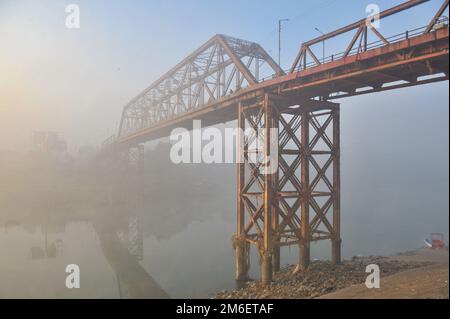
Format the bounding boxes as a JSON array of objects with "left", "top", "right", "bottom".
[
  {"left": 278, "top": 19, "right": 289, "bottom": 68},
  {"left": 314, "top": 27, "right": 326, "bottom": 63}
]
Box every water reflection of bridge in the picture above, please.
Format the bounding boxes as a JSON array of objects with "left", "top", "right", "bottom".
[
  {"left": 1, "top": 211, "right": 168, "bottom": 299},
  {"left": 93, "top": 219, "right": 169, "bottom": 299}
]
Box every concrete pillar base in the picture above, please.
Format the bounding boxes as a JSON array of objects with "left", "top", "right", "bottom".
[
  {"left": 332, "top": 238, "right": 342, "bottom": 265},
  {"left": 234, "top": 238, "right": 249, "bottom": 282},
  {"left": 272, "top": 247, "right": 280, "bottom": 273},
  {"left": 260, "top": 252, "right": 272, "bottom": 285},
  {"left": 299, "top": 243, "right": 310, "bottom": 271}
]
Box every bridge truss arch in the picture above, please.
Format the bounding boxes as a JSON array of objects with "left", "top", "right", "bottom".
[{"left": 118, "top": 34, "right": 283, "bottom": 138}]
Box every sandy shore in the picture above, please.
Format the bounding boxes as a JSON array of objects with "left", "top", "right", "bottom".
[
  {"left": 319, "top": 247, "right": 448, "bottom": 299},
  {"left": 215, "top": 247, "right": 449, "bottom": 299}
]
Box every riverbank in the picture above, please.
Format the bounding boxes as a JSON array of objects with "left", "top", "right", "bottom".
[{"left": 215, "top": 248, "right": 448, "bottom": 299}]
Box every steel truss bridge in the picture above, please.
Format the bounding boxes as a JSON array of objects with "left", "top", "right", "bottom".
[{"left": 102, "top": 0, "right": 449, "bottom": 284}]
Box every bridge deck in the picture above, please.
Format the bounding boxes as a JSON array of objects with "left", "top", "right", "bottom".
[{"left": 112, "top": 27, "right": 448, "bottom": 150}]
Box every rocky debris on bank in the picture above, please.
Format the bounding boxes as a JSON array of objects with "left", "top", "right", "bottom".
[{"left": 215, "top": 256, "right": 432, "bottom": 299}]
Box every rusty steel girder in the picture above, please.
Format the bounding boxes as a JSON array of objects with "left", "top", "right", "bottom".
[
  {"left": 118, "top": 35, "right": 283, "bottom": 138},
  {"left": 103, "top": 0, "right": 448, "bottom": 152}
]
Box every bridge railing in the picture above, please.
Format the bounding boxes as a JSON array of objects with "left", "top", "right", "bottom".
[
  {"left": 257, "top": 17, "right": 449, "bottom": 82},
  {"left": 290, "top": 0, "right": 449, "bottom": 73}
]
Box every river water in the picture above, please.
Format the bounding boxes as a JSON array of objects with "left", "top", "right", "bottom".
[
  {"left": 0, "top": 95, "right": 448, "bottom": 298},
  {"left": 0, "top": 177, "right": 447, "bottom": 299}
]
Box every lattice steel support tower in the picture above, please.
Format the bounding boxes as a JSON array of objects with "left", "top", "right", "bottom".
[
  {"left": 235, "top": 93, "right": 340, "bottom": 284},
  {"left": 126, "top": 144, "right": 145, "bottom": 261}
]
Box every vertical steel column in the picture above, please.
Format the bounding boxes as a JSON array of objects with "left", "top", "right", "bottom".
[
  {"left": 300, "top": 109, "right": 310, "bottom": 270},
  {"left": 235, "top": 94, "right": 280, "bottom": 285},
  {"left": 261, "top": 93, "right": 273, "bottom": 285},
  {"left": 271, "top": 105, "right": 280, "bottom": 274},
  {"left": 235, "top": 102, "right": 249, "bottom": 282},
  {"left": 332, "top": 107, "right": 341, "bottom": 265}
]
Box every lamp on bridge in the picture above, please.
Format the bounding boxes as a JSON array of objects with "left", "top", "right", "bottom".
[
  {"left": 278, "top": 18, "right": 289, "bottom": 68},
  {"left": 314, "top": 27, "right": 326, "bottom": 63}
]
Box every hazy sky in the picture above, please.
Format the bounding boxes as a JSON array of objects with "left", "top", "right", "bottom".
[
  {"left": 0, "top": 0, "right": 448, "bottom": 151},
  {"left": 0, "top": 1, "right": 448, "bottom": 290}
]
